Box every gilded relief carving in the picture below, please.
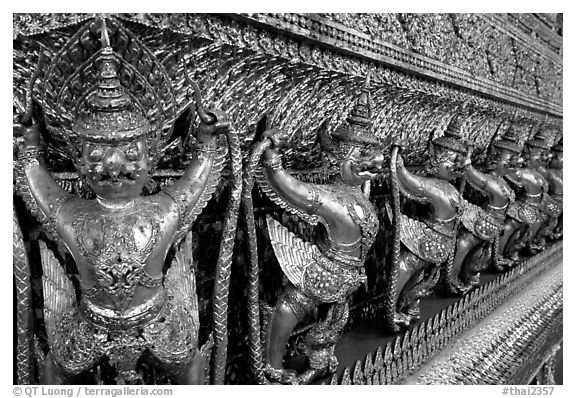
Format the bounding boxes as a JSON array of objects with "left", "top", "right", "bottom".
[
  {"left": 247, "top": 79, "right": 383, "bottom": 384},
  {"left": 13, "top": 17, "right": 237, "bottom": 384},
  {"left": 385, "top": 111, "right": 467, "bottom": 330},
  {"left": 13, "top": 13, "right": 562, "bottom": 386},
  {"left": 444, "top": 115, "right": 519, "bottom": 293}
]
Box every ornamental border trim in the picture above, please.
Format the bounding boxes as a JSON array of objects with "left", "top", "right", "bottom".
[
  {"left": 231, "top": 13, "right": 562, "bottom": 117},
  {"left": 13, "top": 13, "right": 563, "bottom": 120},
  {"left": 326, "top": 242, "right": 563, "bottom": 385}
]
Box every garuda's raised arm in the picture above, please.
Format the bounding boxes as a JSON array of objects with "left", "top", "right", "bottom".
[
  {"left": 161, "top": 106, "right": 230, "bottom": 237},
  {"left": 14, "top": 122, "right": 71, "bottom": 238},
  {"left": 395, "top": 151, "right": 434, "bottom": 203},
  {"left": 260, "top": 128, "right": 324, "bottom": 219}
]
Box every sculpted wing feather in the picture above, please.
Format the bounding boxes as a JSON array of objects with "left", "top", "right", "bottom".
[
  {"left": 174, "top": 139, "right": 228, "bottom": 242},
  {"left": 40, "top": 241, "right": 76, "bottom": 343},
  {"left": 165, "top": 230, "right": 200, "bottom": 337},
  {"left": 256, "top": 167, "right": 319, "bottom": 226},
  {"left": 265, "top": 215, "right": 318, "bottom": 289},
  {"left": 398, "top": 214, "right": 452, "bottom": 264},
  {"left": 397, "top": 214, "right": 424, "bottom": 259},
  {"left": 460, "top": 199, "right": 483, "bottom": 233}
]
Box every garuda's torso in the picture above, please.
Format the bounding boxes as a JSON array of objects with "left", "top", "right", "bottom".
[
  {"left": 505, "top": 167, "right": 548, "bottom": 224},
  {"left": 58, "top": 196, "right": 177, "bottom": 311},
  {"left": 510, "top": 167, "right": 548, "bottom": 198},
  {"left": 399, "top": 175, "right": 462, "bottom": 264},
  {"left": 266, "top": 182, "right": 379, "bottom": 303},
  {"left": 536, "top": 167, "right": 563, "bottom": 217},
  {"left": 478, "top": 173, "right": 515, "bottom": 208},
  {"left": 315, "top": 183, "right": 379, "bottom": 264},
  {"left": 459, "top": 168, "right": 516, "bottom": 241},
  {"left": 540, "top": 167, "right": 563, "bottom": 196}
]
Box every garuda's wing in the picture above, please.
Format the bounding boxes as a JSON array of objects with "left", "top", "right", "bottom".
[
  {"left": 460, "top": 199, "right": 483, "bottom": 233},
  {"left": 164, "top": 230, "right": 200, "bottom": 342},
  {"left": 40, "top": 241, "right": 76, "bottom": 344},
  {"left": 173, "top": 137, "right": 228, "bottom": 243},
  {"left": 265, "top": 215, "right": 319, "bottom": 289},
  {"left": 398, "top": 214, "right": 452, "bottom": 264},
  {"left": 256, "top": 167, "right": 320, "bottom": 226}
]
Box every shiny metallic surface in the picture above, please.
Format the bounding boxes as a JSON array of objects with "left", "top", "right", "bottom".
[
  {"left": 13, "top": 13, "right": 562, "bottom": 385},
  {"left": 404, "top": 247, "right": 562, "bottom": 384},
  {"left": 384, "top": 135, "right": 463, "bottom": 331},
  {"left": 257, "top": 82, "right": 383, "bottom": 384},
  {"left": 14, "top": 16, "right": 235, "bottom": 384},
  {"left": 327, "top": 243, "right": 563, "bottom": 385}
]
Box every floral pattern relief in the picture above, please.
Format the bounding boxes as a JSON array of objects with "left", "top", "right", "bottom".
[
  {"left": 14, "top": 12, "right": 562, "bottom": 129},
  {"left": 317, "top": 13, "right": 561, "bottom": 104}
]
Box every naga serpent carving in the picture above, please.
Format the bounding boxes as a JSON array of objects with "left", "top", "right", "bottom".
[{"left": 12, "top": 13, "right": 563, "bottom": 387}]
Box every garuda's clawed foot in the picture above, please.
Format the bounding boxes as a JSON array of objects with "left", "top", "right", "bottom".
[
  {"left": 264, "top": 364, "right": 299, "bottom": 385},
  {"left": 296, "top": 368, "right": 330, "bottom": 385},
  {"left": 393, "top": 312, "right": 413, "bottom": 329},
  {"left": 467, "top": 273, "right": 481, "bottom": 289},
  {"left": 528, "top": 241, "right": 545, "bottom": 254},
  {"left": 494, "top": 256, "right": 514, "bottom": 271}
]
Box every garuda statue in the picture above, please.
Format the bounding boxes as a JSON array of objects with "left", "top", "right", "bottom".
[
  {"left": 385, "top": 110, "right": 467, "bottom": 331},
  {"left": 444, "top": 119, "right": 518, "bottom": 293},
  {"left": 532, "top": 137, "right": 563, "bottom": 247},
  {"left": 249, "top": 80, "right": 384, "bottom": 384},
  {"left": 13, "top": 19, "right": 233, "bottom": 384},
  {"left": 497, "top": 127, "right": 549, "bottom": 267}
]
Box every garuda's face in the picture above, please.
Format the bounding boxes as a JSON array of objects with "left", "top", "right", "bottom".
[
  {"left": 550, "top": 152, "right": 563, "bottom": 169},
  {"left": 524, "top": 146, "right": 545, "bottom": 165},
  {"left": 340, "top": 146, "right": 384, "bottom": 186},
  {"left": 431, "top": 147, "right": 464, "bottom": 181},
  {"left": 487, "top": 148, "right": 518, "bottom": 176},
  {"left": 78, "top": 138, "right": 151, "bottom": 200}
]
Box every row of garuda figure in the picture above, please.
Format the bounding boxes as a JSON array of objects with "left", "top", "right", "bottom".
[{"left": 13, "top": 18, "right": 562, "bottom": 385}]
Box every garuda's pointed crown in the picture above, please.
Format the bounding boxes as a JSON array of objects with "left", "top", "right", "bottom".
[
  {"left": 40, "top": 16, "right": 177, "bottom": 160},
  {"left": 552, "top": 137, "right": 563, "bottom": 153},
  {"left": 432, "top": 105, "right": 468, "bottom": 155},
  {"left": 73, "top": 19, "right": 150, "bottom": 143},
  {"left": 525, "top": 122, "right": 551, "bottom": 151},
  {"left": 493, "top": 120, "right": 522, "bottom": 154},
  {"left": 331, "top": 74, "right": 380, "bottom": 149}
]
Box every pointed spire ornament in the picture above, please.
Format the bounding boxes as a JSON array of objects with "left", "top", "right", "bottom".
[
  {"left": 331, "top": 73, "right": 380, "bottom": 148},
  {"left": 525, "top": 122, "right": 550, "bottom": 150},
  {"left": 432, "top": 105, "right": 468, "bottom": 154},
  {"left": 72, "top": 17, "right": 150, "bottom": 143},
  {"left": 493, "top": 119, "right": 522, "bottom": 154}
]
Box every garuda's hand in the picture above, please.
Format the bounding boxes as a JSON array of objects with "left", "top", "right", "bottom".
[
  {"left": 13, "top": 117, "right": 43, "bottom": 148},
  {"left": 391, "top": 137, "right": 408, "bottom": 150},
  {"left": 196, "top": 107, "right": 230, "bottom": 137},
  {"left": 262, "top": 128, "right": 289, "bottom": 150}
]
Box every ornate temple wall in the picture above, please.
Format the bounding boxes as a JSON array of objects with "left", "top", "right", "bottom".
[{"left": 13, "top": 13, "right": 562, "bottom": 385}]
